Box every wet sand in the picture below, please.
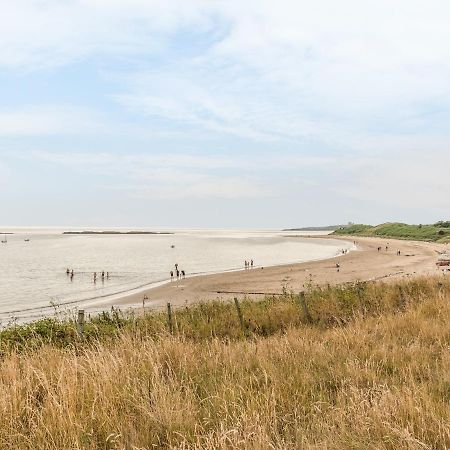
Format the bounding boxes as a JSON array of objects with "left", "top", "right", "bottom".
[{"left": 114, "top": 236, "right": 447, "bottom": 310}]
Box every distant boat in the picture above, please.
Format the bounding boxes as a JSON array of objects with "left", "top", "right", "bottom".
[
  {"left": 1, "top": 234, "right": 7, "bottom": 244},
  {"left": 171, "top": 245, "right": 175, "bottom": 248},
  {"left": 24, "top": 239, "right": 30, "bottom": 242}
]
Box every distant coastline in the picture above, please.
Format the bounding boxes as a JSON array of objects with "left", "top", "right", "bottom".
[
  {"left": 63, "top": 231, "right": 174, "bottom": 235},
  {"left": 283, "top": 225, "right": 345, "bottom": 232}
]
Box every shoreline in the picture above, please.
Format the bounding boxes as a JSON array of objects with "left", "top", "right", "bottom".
[
  {"left": 87, "top": 237, "right": 353, "bottom": 310},
  {"left": 109, "top": 235, "right": 445, "bottom": 311}
]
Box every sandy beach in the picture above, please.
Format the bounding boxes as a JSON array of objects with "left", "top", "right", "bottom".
[{"left": 115, "top": 236, "right": 447, "bottom": 310}]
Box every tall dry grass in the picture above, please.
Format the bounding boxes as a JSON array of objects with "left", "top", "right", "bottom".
[{"left": 0, "top": 276, "right": 449, "bottom": 449}]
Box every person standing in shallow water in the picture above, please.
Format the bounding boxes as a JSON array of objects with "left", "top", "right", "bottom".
[
  {"left": 170, "top": 270, "right": 173, "bottom": 281},
  {"left": 251, "top": 259, "right": 254, "bottom": 268}
]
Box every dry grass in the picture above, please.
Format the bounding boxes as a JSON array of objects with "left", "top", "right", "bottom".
[{"left": 0, "top": 276, "right": 449, "bottom": 449}]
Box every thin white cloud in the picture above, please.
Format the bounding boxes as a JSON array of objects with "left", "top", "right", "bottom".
[
  {"left": 17, "top": 150, "right": 340, "bottom": 200},
  {"left": 0, "top": 106, "right": 107, "bottom": 136},
  {"left": 334, "top": 149, "right": 450, "bottom": 215},
  {"left": 20, "top": 148, "right": 450, "bottom": 211},
  {"left": 26, "top": 150, "right": 339, "bottom": 173},
  {"left": 104, "top": 174, "right": 269, "bottom": 200},
  {"left": 0, "top": 0, "right": 212, "bottom": 69},
  {"left": 2, "top": 1, "right": 450, "bottom": 147}
]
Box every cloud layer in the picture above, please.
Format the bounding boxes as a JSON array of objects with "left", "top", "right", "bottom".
[{"left": 1, "top": 1, "right": 449, "bottom": 226}]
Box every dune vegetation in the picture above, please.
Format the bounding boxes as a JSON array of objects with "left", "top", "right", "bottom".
[
  {"left": 0, "top": 276, "right": 449, "bottom": 449},
  {"left": 333, "top": 221, "right": 450, "bottom": 243}
]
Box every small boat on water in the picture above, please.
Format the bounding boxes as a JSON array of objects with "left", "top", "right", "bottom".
[
  {"left": 171, "top": 244, "right": 175, "bottom": 248},
  {"left": 24, "top": 239, "right": 30, "bottom": 242}
]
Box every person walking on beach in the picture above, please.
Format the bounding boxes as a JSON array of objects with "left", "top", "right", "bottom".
[
  {"left": 181, "top": 270, "right": 185, "bottom": 278},
  {"left": 106, "top": 272, "right": 109, "bottom": 279},
  {"left": 93, "top": 272, "right": 97, "bottom": 283},
  {"left": 170, "top": 270, "right": 174, "bottom": 281},
  {"left": 66, "top": 268, "right": 70, "bottom": 275},
  {"left": 176, "top": 269, "right": 180, "bottom": 279},
  {"left": 251, "top": 259, "right": 254, "bottom": 268},
  {"left": 70, "top": 271, "right": 74, "bottom": 281}
]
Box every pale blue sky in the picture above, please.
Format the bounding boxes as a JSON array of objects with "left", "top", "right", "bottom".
[{"left": 1, "top": 0, "right": 449, "bottom": 228}]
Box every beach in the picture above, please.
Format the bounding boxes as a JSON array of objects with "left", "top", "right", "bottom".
[
  {"left": 0, "top": 229, "right": 353, "bottom": 320},
  {"left": 115, "top": 236, "right": 446, "bottom": 310}
]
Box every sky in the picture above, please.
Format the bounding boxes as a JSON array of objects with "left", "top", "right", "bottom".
[{"left": 0, "top": 0, "right": 449, "bottom": 228}]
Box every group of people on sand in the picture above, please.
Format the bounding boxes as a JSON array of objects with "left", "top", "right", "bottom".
[
  {"left": 93, "top": 271, "right": 109, "bottom": 283},
  {"left": 376, "top": 245, "right": 401, "bottom": 255},
  {"left": 170, "top": 263, "right": 185, "bottom": 281},
  {"left": 244, "top": 259, "right": 254, "bottom": 269}
]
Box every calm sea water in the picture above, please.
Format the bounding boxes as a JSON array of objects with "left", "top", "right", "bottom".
[{"left": 0, "top": 228, "right": 353, "bottom": 323}]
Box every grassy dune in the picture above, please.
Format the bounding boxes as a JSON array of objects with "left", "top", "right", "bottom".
[
  {"left": 0, "top": 277, "right": 449, "bottom": 449},
  {"left": 333, "top": 221, "right": 450, "bottom": 243}
]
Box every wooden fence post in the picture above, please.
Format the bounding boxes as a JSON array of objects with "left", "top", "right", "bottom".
[
  {"left": 167, "top": 302, "right": 174, "bottom": 334},
  {"left": 299, "top": 292, "right": 313, "bottom": 323},
  {"left": 77, "top": 309, "right": 85, "bottom": 336},
  {"left": 234, "top": 297, "right": 245, "bottom": 332}
]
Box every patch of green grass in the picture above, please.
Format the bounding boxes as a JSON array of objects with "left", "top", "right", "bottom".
[
  {"left": 333, "top": 221, "right": 450, "bottom": 242},
  {"left": 333, "top": 224, "right": 374, "bottom": 235},
  {"left": 1, "top": 276, "right": 449, "bottom": 356}
]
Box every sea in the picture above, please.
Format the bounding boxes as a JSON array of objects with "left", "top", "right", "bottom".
[{"left": 0, "top": 228, "right": 354, "bottom": 323}]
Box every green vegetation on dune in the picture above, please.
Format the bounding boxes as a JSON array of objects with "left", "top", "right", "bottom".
[
  {"left": 0, "top": 277, "right": 449, "bottom": 449},
  {"left": 333, "top": 221, "right": 450, "bottom": 242},
  {"left": 0, "top": 277, "right": 445, "bottom": 354},
  {"left": 334, "top": 224, "right": 374, "bottom": 235}
]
